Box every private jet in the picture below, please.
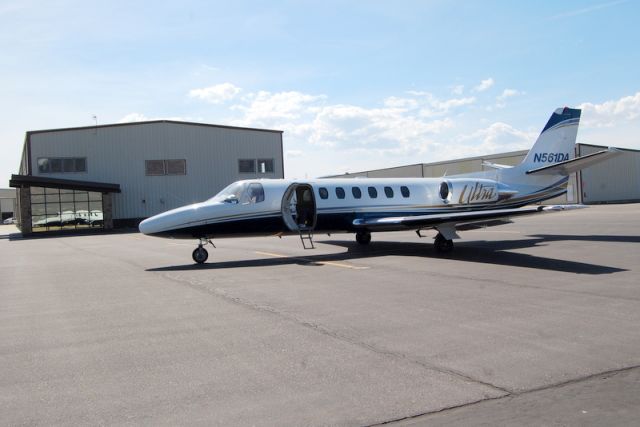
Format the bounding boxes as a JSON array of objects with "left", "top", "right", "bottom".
[{"left": 139, "top": 107, "right": 620, "bottom": 263}]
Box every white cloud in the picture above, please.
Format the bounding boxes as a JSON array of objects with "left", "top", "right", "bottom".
[
  {"left": 433, "top": 96, "right": 476, "bottom": 112},
  {"left": 184, "top": 82, "right": 534, "bottom": 177},
  {"left": 578, "top": 91, "right": 640, "bottom": 128},
  {"left": 231, "top": 90, "right": 325, "bottom": 125},
  {"left": 497, "top": 89, "right": 522, "bottom": 101},
  {"left": 495, "top": 88, "right": 524, "bottom": 108},
  {"left": 451, "top": 85, "right": 464, "bottom": 95},
  {"left": 454, "top": 122, "right": 537, "bottom": 158},
  {"left": 189, "top": 82, "right": 242, "bottom": 104},
  {"left": 118, "top": 113, "right": 198, "bottom": 123},
  {"left": 383, "top": 96, "right": 419, "bottom": 109},
  {"left": 548, "top": 0, "right": 629, "bottom": 20},
  {"left": 473, "top": 77, "right": 495, "bottom": 92},
  {"left": 119, "top": 112, "right": 149, "bottom": 123},
  {"left": 307, "top": 104, "right": 453, "bottom": 149},
  {"left": 286, "top": 150, "right": 303, "bottom": 158}
]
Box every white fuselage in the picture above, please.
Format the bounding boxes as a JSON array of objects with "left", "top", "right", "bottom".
[{"left": 138, "top": 171, "right": 568, "bottom": 239}]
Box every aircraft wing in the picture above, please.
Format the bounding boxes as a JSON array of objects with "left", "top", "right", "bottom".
[
  {"left": 526, "top": 148, "right": 621, "bottom": 176},
  {"left": 352, "top": 205, "right": 586, "bottom": 232}
]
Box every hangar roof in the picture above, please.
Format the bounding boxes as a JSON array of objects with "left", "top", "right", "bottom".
[{"left": 26, "top": 120, "right": 283, "bottom": 136}]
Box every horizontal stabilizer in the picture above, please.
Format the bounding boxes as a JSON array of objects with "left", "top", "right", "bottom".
[
  {"left": 526, "top": 148, "right": 621, "bottom": 175},
  {"left": 482, "top": 161, "right": 513, "bottom": 170}
]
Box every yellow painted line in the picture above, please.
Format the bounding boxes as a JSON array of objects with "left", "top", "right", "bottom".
[
  {"left": 255, "top": 251, "right": 369, "bottom": 270},
  {"left": 255, "top": 251, "right": 289, "bottom": 258}
]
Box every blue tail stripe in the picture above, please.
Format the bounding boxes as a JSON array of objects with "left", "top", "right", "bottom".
[{"left": 541, "top": 107, "right": 581, "bottom": 133}]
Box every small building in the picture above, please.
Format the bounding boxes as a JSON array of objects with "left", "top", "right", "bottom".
[
  {"left": 326, "top": 143, "right": 640, "bottom": 205},
  {"left": 0, "top": 188, "right": 17, "bottom": 221},
  {"left": 10, "top": 120, "right": 284, "bottom": 235}
]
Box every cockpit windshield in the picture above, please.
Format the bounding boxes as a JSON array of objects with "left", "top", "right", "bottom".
[{"left": 208, "top": 182, "right": 265, "bottom": 204}]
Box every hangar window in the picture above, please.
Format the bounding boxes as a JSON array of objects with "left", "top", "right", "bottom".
[
  {"left": 145, "top": 160, "right": 165, "bottom": 176},
  {"left": 75, "top": 158, "right": 87, "bottom": 172},
  {"left": 50, "top": 159, "right": 63, "bottom": 173},
  {"left": 335, "top": 187, "right": 345, "bottom": 199},
  {"left": 239, "top": 159, "right": 256, "bottom": 173},
  {"left": 368, "top": 186, "right": 378, "bottom": 198},
  {"left": 38, "top": 157, "right": 87, "bottom": 174},
  {"left": 257, "top": 159, "right": 274, "bottom": 174},
  {"left": 384, "top": 186, "right": 394, "bottom": 198},
  {"left": 63, "top": 158, "right": 74, "bottom": 172},
  {"left": 401, "top": 186, "right": 410, "bottom": 198},
  {"left": 318, "top": 187, "right": 329, "bottom": 199},
  {"left": 166, "top": 159, "right": 186, "bottom": 175},
  {"left": 146, "top": 159, "right": 187, "bottom": 176},
  {"left": 352, "top": 187, "right": 362, "bottom": 199}
]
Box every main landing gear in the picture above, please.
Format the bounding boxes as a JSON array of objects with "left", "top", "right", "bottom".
[
  {"left": 434, "top": 233, "right": 454, "bottom": 254},
  {"left": 192, "top": 238, "right": 215, "bottom": 264},
  {"left": 355, "top": 231, "right": 371, "bottom": 245}
]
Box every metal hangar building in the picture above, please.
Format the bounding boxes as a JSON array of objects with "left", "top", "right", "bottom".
[{"left": 10, "top": 120, "right": 284, "bottom": 235}]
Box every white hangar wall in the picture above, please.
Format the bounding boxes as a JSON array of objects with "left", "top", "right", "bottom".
[
  {"left": 578, "top": 144, "right": 640, "bottom": 204},
  {"left": 24, "top": 121, "right": 284, "bottom": 221}
]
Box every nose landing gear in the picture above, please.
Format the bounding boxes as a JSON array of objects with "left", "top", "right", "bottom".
[{"left": 192, "top": 238, "right": 215, "bottom": 264}]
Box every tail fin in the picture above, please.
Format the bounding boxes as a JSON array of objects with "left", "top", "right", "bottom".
[{"left": 519, "top": 107, "right": 581, "bottom": 170}]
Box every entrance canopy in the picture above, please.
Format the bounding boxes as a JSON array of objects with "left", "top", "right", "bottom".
[{"left": 9, "top": 175, "right": 121, "bottom": 193}]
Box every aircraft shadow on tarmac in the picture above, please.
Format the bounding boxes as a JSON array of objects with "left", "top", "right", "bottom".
[{"left": 148, "top": 234, "right": 633, "bottom": 275}]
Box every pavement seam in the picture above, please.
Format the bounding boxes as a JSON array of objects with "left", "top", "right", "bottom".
[
  {"left": 160, "top": 271, "right": 511, "bottom": 396},
  {"left": 365, "top": 364, "right": 640, "bottom": 426}
]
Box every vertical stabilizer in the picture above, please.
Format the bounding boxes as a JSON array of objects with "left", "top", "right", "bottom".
[{"left": 519, "top": 107, "right": 581, "bottom": 170}]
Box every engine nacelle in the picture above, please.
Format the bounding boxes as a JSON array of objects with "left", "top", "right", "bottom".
[{"left": 439, "top": 179, "right": 500, "bottom": 205}]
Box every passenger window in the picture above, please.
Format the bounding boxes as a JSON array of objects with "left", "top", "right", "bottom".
[
  {"left": 401, "top": 186, "right": 410, "bottom": 198},
  {"left": 319, "top": 187, "right": 329, "bottom": 199},
  {"left": 352, "top": 187, "right": 362, "bottom": 199},
  {"left": 384, "top": 186, "right": 394, "bottom": 198},
  {"left": 368, "top": 187, "right": 378, "bottom": 198},
  {"left": 335, "top": 187, "right": 345, "bottom": 199},
  {"left": 248, "top": 183, "right": 265, "bottom": 203}
]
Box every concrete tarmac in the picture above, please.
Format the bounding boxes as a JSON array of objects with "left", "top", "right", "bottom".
[{"left": 1, "top": 204, "right": 639, "bottom": 426}]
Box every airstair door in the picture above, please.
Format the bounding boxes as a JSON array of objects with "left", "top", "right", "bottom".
[{"left": 281, "top": 183, "right": 317, "bottom": 232}]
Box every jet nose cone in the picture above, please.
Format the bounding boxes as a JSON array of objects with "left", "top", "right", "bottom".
[
  {"left": 138, "top": 203, "right": 204, "bottom": 236},
  {"left": 139, "top": 215, "right": 162, "bottom": 235}
]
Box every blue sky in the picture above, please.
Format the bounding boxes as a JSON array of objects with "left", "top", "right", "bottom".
[{"left": 2, "top": 0, "right": 639, "bottom": 183}]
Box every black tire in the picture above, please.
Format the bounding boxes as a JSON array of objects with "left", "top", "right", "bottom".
[
  {"left": 192, "top": 247, "right": 209, "bottom": 264},
  {"left": 434, "top": 233, "right": 454, "bottom": 253},
  {"left": 355, "top": 231, "right": 371, "bottom": 245}
]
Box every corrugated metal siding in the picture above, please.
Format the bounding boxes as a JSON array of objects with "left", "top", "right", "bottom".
[
  {"left": 367, "top": 164, "right": 423, "bottom": 178},
  {"left": 0, "top": 188, "right": 16, "bottom": 216},
  {"left": 29, "top": 123, "right": 283, "bottom": 219},
  {"left": 579, "top": 144, "right": 640, "bottom": 203}
]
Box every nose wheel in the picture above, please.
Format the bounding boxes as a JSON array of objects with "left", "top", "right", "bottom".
[
  {"left": 192, "top": 246, "right": 209, "bottom": 264},
  {"left": 192, "top": 238, "right": 215, "bottom": 264}
]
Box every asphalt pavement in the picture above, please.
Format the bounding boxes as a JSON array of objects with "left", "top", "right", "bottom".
[{"left": 1, "top": 204, "right": 639, "bottom": 426}]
